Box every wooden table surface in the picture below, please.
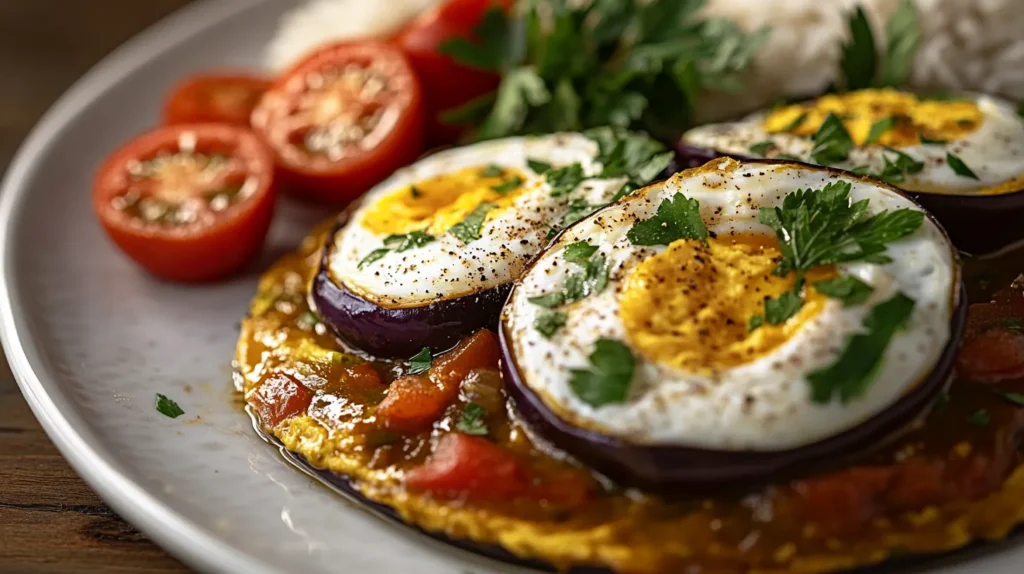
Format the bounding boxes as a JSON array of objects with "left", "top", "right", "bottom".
[{"left": 0, "top": 2, "right": 194, "bottom": 572}]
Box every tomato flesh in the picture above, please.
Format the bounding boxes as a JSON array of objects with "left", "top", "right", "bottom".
[
  {"left": 957, "top": 328, "right": 1024, "bottom": 383},
  {"left": 252, "top": 41, "right": 424, "bottom": 203},
  {"left": 93, "top": 123, "right": 276, "bottom": 282},
  {"left": 163, "top": 73, "right": 270, "bottom": 126},
  {"left": 396, "top": 0, "right": 513, "bottom": 144},
  {"left": 251, "top": 372, "right": 315, "bottom": 428},
  {"left": 406, "top": 433, "right": 531, "bottom": 500}
]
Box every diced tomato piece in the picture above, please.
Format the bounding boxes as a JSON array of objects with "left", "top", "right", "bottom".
[
  {"left": 376, "top": 375, "right": 449, "bottom": 432},
  {"left": 406, "top": 433, "right": 530, "bottom": 500},
  {"left": 250, "top": 372, "right": 314, "bottom": 428},
  {"left": 957, "top": 328, "right": 1024, "bottom": 383},
  {"left": 885, "top": 459, "right": 946, "bottom": 509},
  {"left": 532, "top": 469, "right": 595, "bottom": 507},
  {"left": 792, "top": 467, "right": 893, "bottom": 532},
  {"left": 344, "top": 363, "right": 385, "bottom": 390},
  {"left": 430, "top": 329, "right": 500, "bottom": 389}
]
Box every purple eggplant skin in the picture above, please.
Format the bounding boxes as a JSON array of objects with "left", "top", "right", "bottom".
[
  {"left": 500, "top": 280, "right": 966, "bottom": 492},
  {"left": 309, "top": 220, "right": 512, "bottom": 359}
]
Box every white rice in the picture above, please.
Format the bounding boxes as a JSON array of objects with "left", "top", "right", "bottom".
[{"left": 266, "top": 0, "right": 1024, "bottom": 120}]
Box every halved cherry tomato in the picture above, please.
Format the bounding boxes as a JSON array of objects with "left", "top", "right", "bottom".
[
  {"left": 406, "top": 433, "right": 530, "bottom": 499},
  {"left": 250, "top": 372, "right": 314, "bottom": 428},
  {"left": 251, "top": 41, "right": 424, "bottom": 204},
  {"left": 93, "top": 123, "right": 276, "bottom": 282},
  {"left": 163, "top": 73, "right": 270, "bottom": 126},
  {"left": 395, "top": 0, "right": 513, "bottom": 144}
]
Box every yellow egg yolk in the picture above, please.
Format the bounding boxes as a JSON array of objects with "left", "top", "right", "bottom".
[
  {"left": 360, "top": 166, "right": 529, "bottom": 236},
  {"left": 619, "top": 234, "right": 836, "bottom": 375},
  {"left": 762, "top": 89, "right": 983, "bottom": 147}
]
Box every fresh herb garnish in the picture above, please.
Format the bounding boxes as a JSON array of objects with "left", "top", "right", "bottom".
[
  {"left": 946, "top": 152, "right": 979, "bottom": 180},
  {"left": 408, "top": 347, "right": 432, "bottom": 375},
  {"left": 876, "top": 148, "right": 924, "bottom": 183},
  {"left": 998, "top": 391, "right": 1024, "bottom": 407},
  {"left": 528, "top": 252, "right": 609, "bottom": 309},
  {"left": 749, "top": 140, "right": 777, "bottom": 156},
  {"left": 528, "top": 158, "right": 553, "bottom": 174},
  {"left": 807, "top": 292, "right": 915, "bottom": 404},
  {"left": 359, "top": 230, "right": 437, "bottom": 269},
  {"left": 563, "top": 241, "right": 599, "bottom": 263},
  {"left": 297, "top": 311, "right": 320, "bottom": 330},
  {"left": 851, "top": 164, "right": 872, "bottom": 175},
  {"left": 481, "top": 164, "right": 505, "bottom": 177},
  {"left": 449, "top": 202, "right": 497, "bottom": 244},
  {"left": 569, "top": 338, "right": 636, "bottom": 407},
  {"left": 776, "top": 153, "right": 804, "bottom": 162},
  {"left": 814, "top": 276, "right": 875, "bottom": 306},
  {"left": 156, "top": 394, "right": 185, "bottom": 419},
  {"left": 627, "top": 192, "right": 708, "bottom": 246},
  {"left": 919, "top": 135, "right": 947, "bottom": 145},
  {"left": 535, "top": 310, "right": 568, "bottom": 339},
  {"left": 865, "top": 116, "right": 896, "bottom": 145},
  {"left": 838, "top": 0, "right": 920, "bottom": 90},
  {"left": 358, "top": 248, "right": 390, "bottom": 270},
  {"left": 457, "top": 403, "right": 489, "bottom": 436},
  {"left": 968, "top": 409, "right": 991, "bottom": 427},
  {"left": 492, "top": 175, "right": 524, "bottom": 194},
  {"left": 546, "top": 163, "right": 586, "bottom": 197},
  {"left": 780, "top": 112, "right": 809, "bottom": 133},
  {"left": 440, "top": 2, "right": 768, "bottom": 140},
  {"left": 754, "top": 290, "right": 805, "bottom": 327},
  {"left": 587, "top": 127, "right": 673, "bottom": 187},
  {"left": 748, "top": 315, "right": 764, "bottom": 332},
  {"left": 409, "top": 185, "right": 422, "bottom": 198},
  {"left": 810, "top": 113, "right": 854, "bottom": 165}
]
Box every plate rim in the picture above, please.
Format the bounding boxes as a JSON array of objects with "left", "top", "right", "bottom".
[{"left": 0, "top": 1, "right": 281, "bottom": 572}]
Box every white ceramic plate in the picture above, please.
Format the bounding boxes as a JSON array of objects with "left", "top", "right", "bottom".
[{"left": 0, "top": 1, "right": 1021, "bottom": 572}]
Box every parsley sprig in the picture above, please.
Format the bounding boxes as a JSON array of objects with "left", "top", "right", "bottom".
[
  {"left": 627, "top": 192, "right": 708, "bottom": 246},
  {"left": 569, "top": 338, "right": 636, "bottom": 407},
  {"left": 358, "top": 230, "right": 436, "bottom": 269},
  {"left": 528, "top": 243, "right": 610, "bottom": 337},
  {"left": 838, "top": 0, "right": 921, "bottom": 90},
  {"left": 449, "top": 203, "right": 497, "bottom": 244},
  {"left": 156, "top": 394, "right": 185, "bottom": 419},
  {"left": 441, "top": 1, "right": 769, "bottom": 140}
]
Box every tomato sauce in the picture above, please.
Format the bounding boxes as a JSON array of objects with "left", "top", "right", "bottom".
[{"left": 235, "top": 229, "right": 1024, "bottom": 573}]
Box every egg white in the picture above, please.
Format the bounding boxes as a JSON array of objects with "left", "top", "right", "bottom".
[
  {"left": 682, "top": 94, "right": 1024, "bottom": 195},
  {"left": 328, "top": 134, "right": 627, "bottom": 307},
  {"left": 503, "top": 159, "right": 957, "bottom": 451}
]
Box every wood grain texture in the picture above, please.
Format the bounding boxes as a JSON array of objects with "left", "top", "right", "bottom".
[{"left": 0, "top": 1, "right": 194, "bottom": 572}]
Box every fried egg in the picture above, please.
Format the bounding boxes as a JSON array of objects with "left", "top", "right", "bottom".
[
  {"left": 502, "top": 158, "right": 958, "bottom": 450},
  {"left": 681, "top": 89, "right": 1024, "bottom": 196},
  {"left": 327, "top": 134, "right": 627, "bottom": 307}
]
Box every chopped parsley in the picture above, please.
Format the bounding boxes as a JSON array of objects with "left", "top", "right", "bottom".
[
  {"left": 776, "top": 153, "right": 803, "bottom": 162},
  {"left": 751, "top": 290, "right": 805, "bottom": 328},
  {"left": 555, "top": 199, "right": 603, "bottom": 233},
  {"left": 358, "top": 230, "right": 437, "bottom": 269},
  {"left": 875, "top": 148, "right": 924, "bottom": 183},
  {"left": 838, "top": 0, "right": 920, "bottom": 90},
  {"left": 946, "top": 152, "right": 979, "bottom": 180},
  {"left": 748, "top": 315, "right": 764, "bottom": 332},
  {"left": 587, "top": 127, "right": 673, "bottom": 189},
  {"left": 807, "top": 292, "right": 916, "bottom": 404},
  {"left": 919, "top": 135, "right": 947, "bottom": 145},
  {"left": 534, "top": 310, "right": 568, "bottom": 339},
  {"left": 449, "top": 202, "right": 497, "bottom": 244},
  {"left": 813, "top": 276, "right": 874, "bottom": 306},
  {"left": 156, "top": 394, "right": 185, "bottom": 419},
  {"left": 968, "top": 409, "right": 991, "bottom": 428},
  {"left": 998, "top": 391, "right": 1024, "bottom": 407},
  {"left": 749, "top": 140, "right": 777, "bottom": 156},
  {"left": 627, "top": 192, "right": 708, "bottom": 246},
  {"left": 408, "top": 347, "right": 432, "bottom": 375},
  {"left": 569, "top": 338, "right": 636, "bottom": 407},
  {"left": 781, "top": 112, "right": 809, "bottom": 133},
  {"left": 851, "top": 164, "right": 872, "bottom": 175},
  {"left": 563, "top": 241, "right": 599, "bottom": 263},
  {"left": 546, "top": 163, "right": 586, "bottom": 197},
  {"left": 491, "top": 175, "right": 523, "bottom": 194},
  {"left": 864, "top": 116, "right": 896, "bottom": 145},
  {"left": 481, "top": 164, "right": 504, "bottom": 177},
  {"left": 457, "top": 403, "right": 489, "bottom": 436},
  {"left": 528, "top": 158, "right": 552, "bottom": 174},
  {"left": 810, "top": 113, "right": 854, "bottom": 165},
  {"left": 409, "top": 185, "right": 422, "bottom": 198}
]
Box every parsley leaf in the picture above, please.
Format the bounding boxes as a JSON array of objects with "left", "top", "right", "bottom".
[
  {"left": 865, "top": 116, "right": 896, "bottom": 145},
  {"left": 481, "top": 164, "right": 504, "bottom": 177},
  {"left": 968, "top": 409, "right": 991, "bottom": 427},
  {"left": 998, "top": 391, "right": 1024, "bottom": 407},
  {"left": 749, "top": 140, "right": 777, "bottom": 156},
  {"left": 876, "top": 147, "right": 924, "bottom": 183},
  {"left": 810, "top": 113, "right": 854, "bottom": 165},
  {"left": 528, "top": 158, "right": 552, "bottom": 174},
  {"left": 438, "top": 7, "right": 523, "bottom": 72},
  {"left": 457, "top": 403, "right": 489, "bottom": 436},
  {"left": 535, "top": 310, "right": 568, "bottom": 338},
  {"left": 839, "top": 7, "right": 878, "bottom": 91},
  {"left": 569, "top": 338, "right": 636, "bottom": 407},
  {"left": 527, "top": 250, "right": 609, "bottom": 309},
  {"left": 919, "top": 135, "right": 947, "bottom": 145},
  {"left": 408, "top": 347, "right": 432, "bottom": 375},
  {"left": 807, "top": 292, "right": 915, "bottom": 404},
  {"left": 748, "top": 315, "right": 764, "bottom": 332},
  {"left": 814, "top": 276, "right": 874, "bottom": 306},
  {"left": 946, "top": 152, "right": 979, "bottom": 180},
  {"left": 409, "top": 185, "right": 422, "bottom": 198},
  {"left": 586, "top": 127, "right": 672, "bottom": 184},
  {"left": 564, "top": 241, "right": 599, "bottom": 263},
  {"left": 881, "top": 0, "right": 921, "bottom": 87},
  {"left": 475, "top": 67, "right": 552, "bottom": 140},
  {"left": 546, "top": 163, "right": 586, "bottom": 197},
  {"left": 384, "top": 230, "right": 436, "bottom": 252},
  {"left": 492, "top": 175, "right": 524, "bottom": 194},
  {"left": 781, "top": 112, "right": 809, "bottom": 133},
  {"left": 449, "top": 202, "right": 497, "bottom": 244},
  {"left": 627, "top": 192, "right": 708, "bottom": 246},
  {"left": 765, "top": 290, "right": 805, "bottom": 325},
  {"left": 555, "top": 198, "right": 603, "bottom": 232},
  {"left": 156, "top": 394, "right": 185, "bottom": 419},
  {"left": 358, "top": 248, "right": 391, "bottom": 270}
]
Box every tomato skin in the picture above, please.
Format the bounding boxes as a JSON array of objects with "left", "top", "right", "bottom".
[
  {"left": 93, "top": 123, "right": 276, "bottom": 282},
  {"left": 957, "top": 328, "right": 1024, "bottom": 383},
  {"left": 376, "top": 375, "right": 450, "bottom": 432},
  {"left": 395, "top": 0, "right": 512, "bottom": 144},
  {"left": 406, "top": 433, "right": 531, "bottom": 499},
  {"left": 252, "top": 41, "right": 425, "bottom": 204},
  {"left": 250, "top": 372, "right": 315, "bottom": 428},
  {"left": 163, "top": 73, "right": 270, "bottom": 126},
  {"left": 430, "top": 329, "right": 501, "bottom": 389}
]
